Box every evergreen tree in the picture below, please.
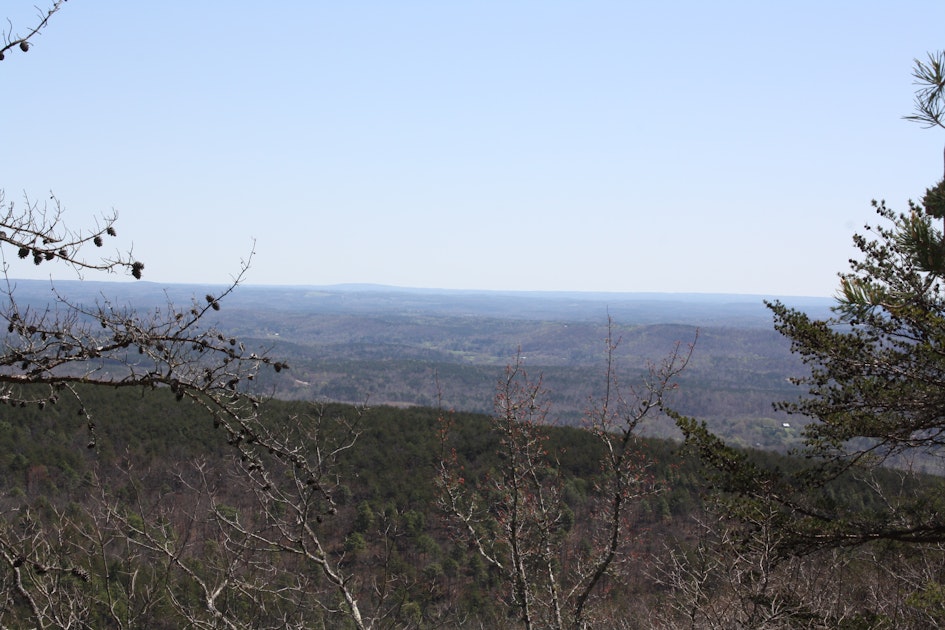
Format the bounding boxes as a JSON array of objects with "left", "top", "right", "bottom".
[{"left": 674, "top": 51, "right": 945, "bottom": 551}]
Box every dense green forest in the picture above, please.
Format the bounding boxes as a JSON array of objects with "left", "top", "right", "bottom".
[{"left": 1, "top": 385, "right": 943, "bottom": 628}]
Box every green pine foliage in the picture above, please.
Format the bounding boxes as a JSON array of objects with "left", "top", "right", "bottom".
[
  {"left": 671, "top": 51, "right": 945, "bottom": 595},
  {"left": 674, "top": 197, "right": 945, "bottom": 552}
]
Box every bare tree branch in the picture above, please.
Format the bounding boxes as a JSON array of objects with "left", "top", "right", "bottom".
[{"left": 0, "top": 0, "right": 65, "bottom": 61}]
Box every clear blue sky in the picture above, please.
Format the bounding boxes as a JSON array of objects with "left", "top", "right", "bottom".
[{"left": 2, "top": 1, "right": 944, "bottom": 297}]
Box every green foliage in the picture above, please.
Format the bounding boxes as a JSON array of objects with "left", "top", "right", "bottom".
[
  {"left": 0, "top": 384, "right": 710, "bottom": 627},
  {"left": 353, "top": 501, "right": 375, "bottom": 532},
  {"left": 904, "top": 51, "right": 945, "bottom": 130},
  {"left": 676, "top": 53, "right": 945, "bottom": 559},
  {"left": 344, "top": 532, "right": 367, "bottom": 554},
  {"left": 1, "top": 369, "right": 937, "bottom": 626},
  {"left": 906, "top": 581, "right": 945, "bottom": 623}
]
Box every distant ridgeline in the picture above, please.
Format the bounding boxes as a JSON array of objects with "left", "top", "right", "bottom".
[{"left": 3, "top": 280, "right": 834, "bottom": 449}]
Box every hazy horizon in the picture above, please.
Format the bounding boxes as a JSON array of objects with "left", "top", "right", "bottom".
[
  {"left": 3, "top": 2, "right": 943, "bottom": 296},
  {"left": 0, "top": 276, "right": 837, "bottom": 303}
]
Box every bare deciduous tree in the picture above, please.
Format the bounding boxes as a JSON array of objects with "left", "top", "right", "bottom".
[
  {"left": 86, "top": 405, "right": 401, "bottom": 630},
  {"left": 438, "top": 318, "right": 695, "bottom": 630},
  {"left": 0, "top": 0, "right": 64, "bottom": 60},
  {"left": 0, "top": 0, "right": 288, "bottom": 450},
  {"left": 0, "top": 191, "right": 285, "bottom": 451},
  {"left": 649, "top": 505, "right": 945, "bottom": 630},
  {"left": 0, "top": 4, "right": 320, "bottom": 627}
]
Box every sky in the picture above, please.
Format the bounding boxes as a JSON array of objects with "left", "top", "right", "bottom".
[{"left": 2, "top": 1, "right": 944, "bottom": 297}]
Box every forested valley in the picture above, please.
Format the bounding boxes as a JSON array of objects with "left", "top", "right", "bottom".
[
  {"left": 3, "top": 279, "right": 829, "bottom": 451},
  {"left": 1, "top": 208, "right": 944, "bottom": 628},
  {"left": 2, "top": 385, "right": 942, "bottom": 628},
  {"left": 6, "top": 5, "right": 945, "bottom": 629}
]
